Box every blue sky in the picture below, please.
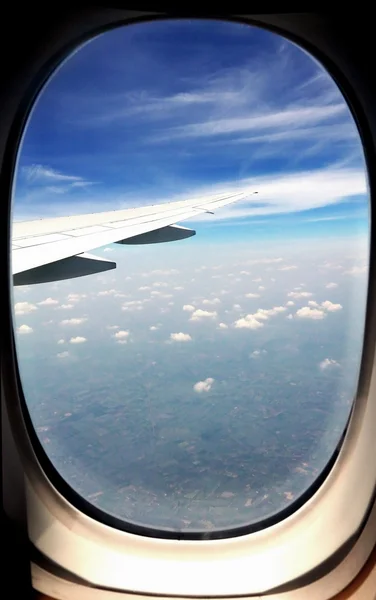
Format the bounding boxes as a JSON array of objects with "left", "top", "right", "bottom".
[{"left": 13, "top": 18, "right": 368, "bottom": 243}]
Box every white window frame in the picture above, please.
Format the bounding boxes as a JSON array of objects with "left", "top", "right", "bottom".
[{"left": 3, "top": 9, "right": 376, "bottom": 599}]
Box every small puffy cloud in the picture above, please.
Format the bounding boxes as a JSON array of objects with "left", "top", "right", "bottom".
[
  {"left": 279, "top": 265, "right": 298, "bottom": 271},
  {"left": 67, "top": 293, "right": 87, "bottom": 302},
  {"left": 326, "top": 282, "right": 338, "bottom": 289},
  {"left": 193, "top": 377, "right": 214, "bottom": 393},
  {"left": 106, "top": 325, "right": 119, "bottom": 330},
  {"left": 153, "top": 281, "right": 168, "bottom": 288},
  {"left": 17, "top": 324, "right": 33, "bottom": 334},
  {"left": 240, "top": 270, "right": 250, "bottom": 275},
  {"left": 233, "top": 304, "right": 242, "bottom": 310},
  {"left": 321, "top": 300, "right": 343, "bottom": 312},
  {"left": 57, "top": 338, "right": 65, "bottom": 344},
  {"left": 286, "top": 314, "right": 293, "bottom": 320},
  {"left": 38, "top": 297, "right": 59, "bottom": 306},
  {"left": 14, "top": 301, "right": 37, "bottom": 315},
  {"left": 61, "top": 317, "right": 87, "bottom": 325},
  {"left": 203, "top": 298, "right": 221, "bottom": 305},
  {"left": 286, "top": 300, "right": 295, "bottom": 306},
  {"left": 97, "top": 289, "right": 117, "bottom": 296},
  {"left": 254, "top": 307, "right": 286, "bottom": 320},
  {"left": 308, "top": 300, "right": 319, "bottom": 307},
  {"left": 258, "top": 286, "right": 265, "bottom": 291},
  {"left": 113, "top": 330, "right": 129, "bottom": 340},
  {"left": 57, "top": 351, "right": 69, "bottom": 358},
  {"left": 251, "top": 349, "right": 267, "bottom": 357},
  {"left": 245, "top": 293, "right": 260, "bottom": 298},
  {"left": 183, "top": 304, "right": 195, "bottom": 312},
  {"left": 57, "top": 303, "right": 74, "bottom": 310},
  {"left": 218, "top": 322, "right": 228, "bottom": 329},
  {"left": 69, "top": 336, "right": 86, "bottom": 344},
  {"left": 139, "top": 286, "right": 151, "bottom": 291},
  {"left": 174, "top": 286, "right": 184, "bottom": 291},
  {"left": 319, "top": 358, "right": 340, "bottom": 370},
  {"left": 296, "top": 307, "right": 325, "bottom": 320},
  {"left": 190, "top": 309, "right": 217, "bottom": 321},
  {"left": 288, "top": 291, "right": 313, "bottom": 299},
  {"left": 234, "top": 315, "right": 264, "bottom": 330},
  {"left": 149, "top": 325, "right": 159, "bottom": 331},
  {"left": 344, "top": 266, "right": 367, "bottom": 275},
  {"left": 170, "top": 332, "right": 192, "bottom": 342},
  {"left": 122, "top": 300, "right": 146, "bottom": 311}
]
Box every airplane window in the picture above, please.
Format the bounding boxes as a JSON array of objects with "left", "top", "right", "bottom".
[{"left": 11, "top": 19, "right": 369, "bottom": 535}]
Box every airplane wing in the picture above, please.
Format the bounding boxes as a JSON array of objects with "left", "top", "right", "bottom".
[{"left": 12, "top": 192, "right": 244, "bottom": 285}]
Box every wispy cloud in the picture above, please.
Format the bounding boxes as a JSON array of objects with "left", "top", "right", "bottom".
[
  {"left": 22, "top": 165, "right": 84, "bottom": 183},
  {"left": 151, "top": 104, "right": 348, "bottom": 142}
]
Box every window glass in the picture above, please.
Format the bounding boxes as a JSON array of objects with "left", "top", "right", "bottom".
[{"left": 11, "top": 20, "right": 369, "bottom": 534}]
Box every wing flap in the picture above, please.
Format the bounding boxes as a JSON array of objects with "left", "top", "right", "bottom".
[{"left": 14, "top": 252, "right": 116, "bottom": 286}]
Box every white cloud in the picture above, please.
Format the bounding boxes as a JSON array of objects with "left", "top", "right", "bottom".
[
  {"left": 57, "top": 351, "right": 69, "bottom": 358},
  {"left": 308, "top": 300, "right": 319, "bottom": 307},
  {"left": 122, "top": 300, "right": 147, "bottom": 311},
  {"left": 234, "top": 315, "right": 264, "bottom": 330},
  {"left": 319, "top": 358, "right": 340, "bottom": 370},
  {"left": 106, "top": 325, "right": 119, "bottom": 330},
  {"left": 139, "top": 286, "right": 151, "bottom": 291},
  {"left": 251, "top": 349, "right": 267, "bottom": 357},
  {"left": 38, "top": 297, "right": 59, "bottom": 306},
  {"left": 286, "top": 314, "right": 293, "bottom": 320},
  {"left": 67, "top": 293, "right": 87, "bottom": 302},
  {"left": 69, "top": 336, "right": 86, "bottom": 344},
  {"left": 174, "top": 286, "right": 184, "bottom": 291},
  {"left": 153, "top": 281, "right": 168, "bottom": 288},
  {"left": 103, "top": 247, "right": 113, "bottom": 252},
  {"left": 151, "top": 269, "right": 179, "bottom": 276},
  {"left": 61, "top": 318, "right": 87, "bottom": 325},
  {"left": 233, "top": 304, "right": 242, "bottom": 310},
  {"left": 97, "top": 289, "right": 117, "bottom": 296},
  {"left": 57, "top": 338, "right": 65, "bottom": 344},
  {"left": 149, "top": 325, "right": 159, "bottom": 331},
  {"left": 170, "top": 332, "right": 192, "bottom": 342},
  {"left": 286, "top": 300, "right": 295, "bottom": 306},
  {"left": 255, "top": 307, "right": 286, "bottom": 320},
  {"left": 203, "top": 298, "right": 221, "bottom": 305},
  {"left": 288, "top": 291, "right": 313, "bottom": 299},
  {"left": 344, "top": 266, "right": 367, "bottom": 275},
  {"left": 14, "top": 301, "right": 37, "bottom": 315},
  {"left": 245, "top": 293, "right": 260, "bottom": 298},
  {"left": 218, "top": 322, "right": 228, "bottom": 329},
  {"left": 252, "top": 277, "right": 262, "bottom": 282},
  {"left": 183, "top": 305, "right": 196, "bottom": 312},
  {"left": 258, "top": 286, "right": 265, "bottom": 291},
  {"left": 193, "top": 377, "right": 214, "bottom": 393},
  {"left": 190, "top": 309, "right": 217, "bottom": 321},
  {"left": 57, "top": 303, "right": 74, "bottom": 310},
  {"left": 296, "top": 306, "right": 326, "bottom": 320},
  {"left": 140, "top": 168, "right": 367, "bottom": 224},
  {"left": 321, "top": 300, "right": 343, "bottom": 312},
  {"left": 279, "top": 265, "right": 298, "bottom": 271},
  {"left": 113, "top": 330, "right": 130, "bottom": 340},
  {"left": 17, "top": 324, "right": 33, "bottom": 334},
  {"left": 326, "top": 282, "right": 338, "bottom": 289},
  {"left": 22, "top": 164, "right": 85, "bottom": 183}
]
